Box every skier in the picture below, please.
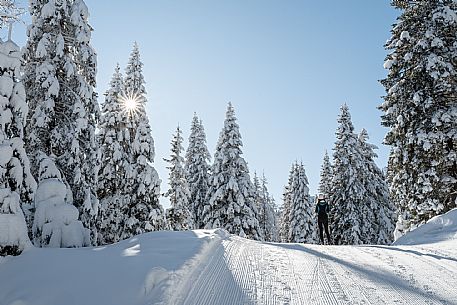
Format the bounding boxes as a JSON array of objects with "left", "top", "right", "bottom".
[{"left": 315, "top": 194, "right": 331, "bottom": 245}]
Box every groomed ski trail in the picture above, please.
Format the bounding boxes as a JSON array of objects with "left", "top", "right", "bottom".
[{"left": 177, "top": 234, "right": 457, "bottom": 305}]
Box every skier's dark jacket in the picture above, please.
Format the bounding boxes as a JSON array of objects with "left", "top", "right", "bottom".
[{"left": 315, "top": 200, "right": 329, "bottom": 216}]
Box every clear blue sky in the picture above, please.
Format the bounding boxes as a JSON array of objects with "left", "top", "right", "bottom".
[{"left": 8, "top": 1, "right": 399, "bottom": 208}]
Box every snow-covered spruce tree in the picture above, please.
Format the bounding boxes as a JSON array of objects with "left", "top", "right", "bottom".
[
  {"left": 380, "top": 0, "right": 457, "bottom": 237},
  {"left": 254, "top": 173, "right": 278, "bottom": 242},
  {"left": 24, "top": 0, "right": 100, "bottom": 245},
  {"left": 97, "top": 64, "right": 130, "bottom": 244},
  {"left": 288, "top": 163, "right": 315, "bottom": 243},
  {"left": 0, "top": 38, "right": 36, "bottom": 256},
  {"left": 121, "top": 42, "right": 165, "bottom": 238},
  {"left": 252, "top": 172, "right": 263, "bottom": 236},
  {"left": 317, "top": 151, "right": 333, "bottom": 243},
  {"left": 261, "top": 175, "right": 278, "bottom": 242},
  {"left": 202, "top": 103, "right": 262, "bottom": 240},
  {"left": 331, "top": 104, "right": 366, "bottom": 245},
  {"left": 318, "top": 151, "right": 333, "bottom": 197},
  {"left": 356, "top": 132, "right": 377, "bottom": 244},
  {"left": 358, "top": 129, "right": 396, "bottom": 245},
  {"left": 279, "top": 164, "right": 295, "bottom": 243},
  {"left": 267, "top": 195, "right": 278, "bottom": 242},
  {"left": 276, "top": 203, "right": 284, "bottom": 241},
  {"left": 185, "top": 114, "right": 210, "bottom": 229},
  {"left": 32, "top": 156, "right": 90, "bottom": 247},
  {"left": 354, "top": 129, "right": 378, "bottom": 244},
  {"left": 165, "top": 126, "right": 193, "bottom": 231},
  {"left": 71, "top": 1, "right": 100, "bottom": 235}
]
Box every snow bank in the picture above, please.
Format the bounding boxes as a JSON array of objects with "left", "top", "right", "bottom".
[
  {"left": 394, "top": 208, "right": 457, "bottom": 245},
  {"left": 0, "top": 229, "right": 226, "bottom": 305}
]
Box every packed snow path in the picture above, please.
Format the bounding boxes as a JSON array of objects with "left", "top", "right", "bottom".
[
  {"left": 181, "top": 235, "right": 457, "bottom": 305},
  {"left": 1, "top": 227, "right": 456, "bottom": 305}
]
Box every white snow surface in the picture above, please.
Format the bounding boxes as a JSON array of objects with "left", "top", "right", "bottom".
[
  {"left": 1, "top": 222, "right": 457, "bottom": 305},
  {"left": 394, "top": 208, "right": 457, "bottom": 246}
]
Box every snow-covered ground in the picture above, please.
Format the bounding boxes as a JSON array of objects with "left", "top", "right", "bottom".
[
  {"left": 393, "top": 208, "right": 457, "bottom": 246},
  {"left": 1, "top": 210, "right": 457, "bottom": 305}
]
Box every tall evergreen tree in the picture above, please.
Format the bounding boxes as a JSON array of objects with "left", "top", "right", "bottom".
[
  {"left": 318, "top": 151, "right": 333, "bottom": 197},
  {"left": 97, "top": 64, "right": 129, "bottom": 244},
  {"left": 252, "top": 172, "right": 263, "bottom": 236},
  {"left": 331, "top": 105, "right": 365, "bottom": 245},
  {"left": 185, "top": 114, "right": 210, "bottom": 229},
  {"left": 318, "top": 151, "right": 333, "bottom": 244},
  {"left": 121, "top": 43, "right": 165, "bottom": 238},
  {"left": 355, "top": 129, "right": 378, "bottom": 244},
  {"left": 254, "top": 173, "right": 278, "bottom": 242},
  {"left": 380, "top": 0, "right": 457, "bottom": 237},
  {"left": 98, "top": 66, "right": 125, "bottom": 196},
  {"left": 24, "top": 0, "right": 100, "bottom": 244},
  {"left": 202, "top": 103, "right": 262, "bottom": 240},
  {"left": 267, "top": 195, "right": 278, "bottom": 242},
  {"left": 358, "top": 129, "right": 396, "bottom": 245},
  {"left": 0, "top": 37, "right": 35, "bottom": 256},
  {"left": 279, "top": 164, "right": 295, "bottom": 243},
  {"left": 71, "top": 2, "right": 100, "bottom": 232},
  {"left": 276, "top": 203, "right": 285, "bottom": 242},
  {"left": 288, "top": 163, "right": 315, "bottom": 243},
  {"left": 165, "top": 126, "right": 193, "bottom": 231}
]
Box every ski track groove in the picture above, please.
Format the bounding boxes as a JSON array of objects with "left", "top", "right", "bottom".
[
  {"left": 320, "top": 258, "right": 352, "bottom": 305},
  {"left": 284, "top": 247, "right": 302, "bottom": 305},
  {"left": 294, "top": 248, "right": 315, "bottom": 304},
  {"left": 181, "top": 237, "right": 249, "bottom": 305},
  {"left": 181, "top": 239, "right": 222, "bottom": 305},
  {"left": 268, "top": 245, "right": 293, "bottom": 304},
  {"left": 288, "top": 247, "right": 333, "bottom": 305},
  {"left": 301, "top": 246, "right": 354, "bottom": 305},
  {"left": 308, "top": 257, "right": 319, "bottom": 304},
  {"left": 224, "top": 238, "right": 251, "bottom": 305},
  {"left": 177, "top": 235, "right": 457, "bottom": 305}
]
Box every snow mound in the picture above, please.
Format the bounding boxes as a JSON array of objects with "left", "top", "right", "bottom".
[
  {"left": 0, "top": 229, "right": 226, "bottom": 305},
  {"left": 394, "top": 208, "right": 457, "bottom": 245}
]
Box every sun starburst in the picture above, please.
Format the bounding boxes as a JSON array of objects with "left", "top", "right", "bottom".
[
  {"left": 119, "top": 91, "right": 141, "bottom": 116},
  {"left": 124, "top": 97, "right": 138, "bottom": 111}
]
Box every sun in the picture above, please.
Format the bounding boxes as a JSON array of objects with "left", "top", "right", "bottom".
[
  {"left": 119, "top": 91, "right": 140, "bottom": 114},
  {"left": 124, "top": 97, "right": 138, "bottom": 111}
]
